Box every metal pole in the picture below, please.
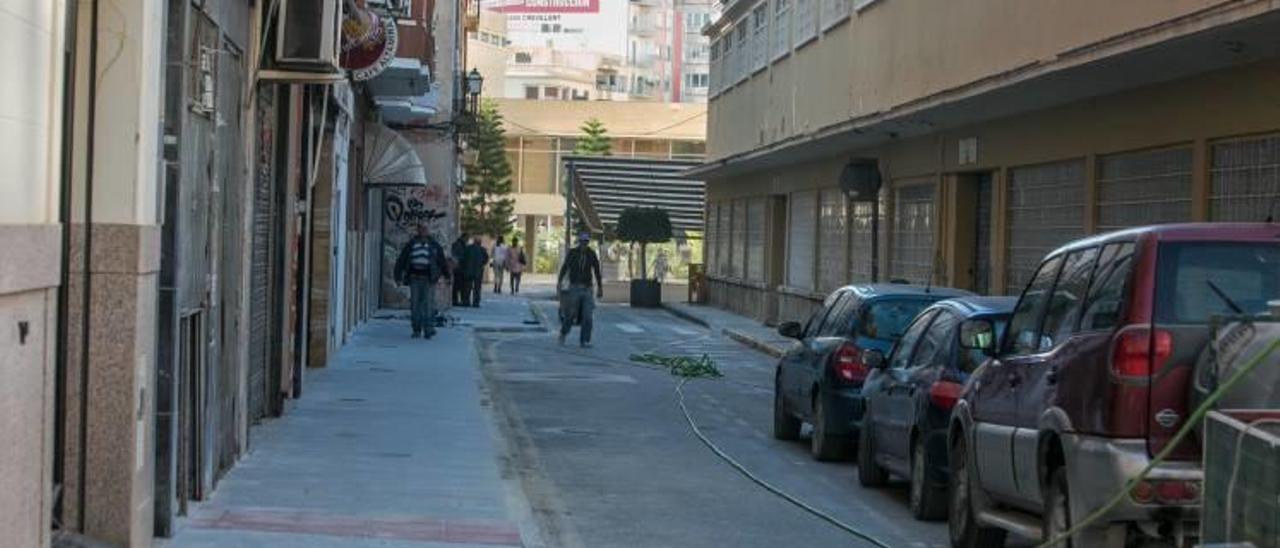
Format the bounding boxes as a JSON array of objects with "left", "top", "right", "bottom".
[{"left": 563, "top": 160, "right": 573, "bottom": 255}]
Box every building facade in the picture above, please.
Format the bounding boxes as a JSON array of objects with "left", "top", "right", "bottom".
[
  {"left": 0, "top": 1, "right": 471, "bottom": 546},
  {"left": 493, "top": 98, "right": 706, "bottom": 266},
  {"left": 697, "top": 0, "right": 1280, "bottom": 324}
]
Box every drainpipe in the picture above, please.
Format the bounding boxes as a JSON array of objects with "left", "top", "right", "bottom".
[
  {"left": 76, "top": 0, "right": 102, "bottom": 531},
  {"left": 53, "top": 0, "right": 80, "bottom": 525}
]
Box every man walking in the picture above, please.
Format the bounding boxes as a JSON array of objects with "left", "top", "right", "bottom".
[
  {"left": 463, "top": 236, "right": 489, "bottom": 307},
  {"left": 491, "top": 236, "right": 508, "bottom": 294},
  {"left": 451, "top": 233, "right": 468, "bottom": 306},
  {"left": 394, "top": 224, "right": 448, "bottom": 338},
  {"left": 557, "top": 232, "right": 603, "bottom": 347}
]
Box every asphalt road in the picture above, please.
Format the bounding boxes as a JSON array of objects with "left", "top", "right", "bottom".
[{"left": 477, "top": 290, "right": 963, "bottom": 548}]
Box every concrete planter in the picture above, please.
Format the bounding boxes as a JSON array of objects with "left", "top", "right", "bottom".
[{"left": 629, "top": 279, "right": 662, "bottom": 308}]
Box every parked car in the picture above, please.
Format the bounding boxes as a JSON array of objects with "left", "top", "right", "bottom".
[
  {"left": 857, "top": 296, "right": 1016, "bottom": 521},
  {"left": 947, "top": 223, "right": 1280, "bottom": 548},
  {"left": 773, "top": 284, "right": 973, "bottom": 460}
]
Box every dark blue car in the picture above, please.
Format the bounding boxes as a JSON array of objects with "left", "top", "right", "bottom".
[
  {"left": 856, "top": 296, "right": 1015, "bottom": 521},
  {"left": 773, "top": 284, "right": 973, "bottom": 461}
]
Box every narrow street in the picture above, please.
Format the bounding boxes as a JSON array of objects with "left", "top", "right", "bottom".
[{"left": 479, "top": 284, "right": 950, "bottom": 548}]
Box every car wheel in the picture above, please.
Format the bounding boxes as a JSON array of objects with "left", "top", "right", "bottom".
[
  {"left": 910, "top": 434, "right": 947, "bottom": 521},
  {"left": 857, "top": 409, "right": 888, "bottom": 487},
  {"left": 1043, "top": 467, "right": 1123, "bottom": 548},
  {"left": 949, "top": 435, "right": 1007, "bottom": 548},
  {"left": 810, "top": 393, "right": 848, "bottom": 461},
  {"left": 772, "top": 377, "right": 801, "bottom": 441}
]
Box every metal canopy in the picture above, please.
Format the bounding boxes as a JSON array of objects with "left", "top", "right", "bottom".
[
  {"left": 563, "top": 156, "right": 706, "bottom": 233},
  {"left": 363, "top": 124, "right": 427, "bottom": 186}
]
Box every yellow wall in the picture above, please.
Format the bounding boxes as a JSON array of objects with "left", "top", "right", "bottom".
[{"left": 708, "top": 0, "right": 1248, "bottom": 160}]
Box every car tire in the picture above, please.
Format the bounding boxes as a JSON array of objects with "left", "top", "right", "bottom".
[
  {"left": 1043, "top": 467, "right": 1124, "bottom": 548},
  {"left": 810, "top": 393, "right": 848, "bottom": 461},
  {"left": 857, "top": 410, "right": 888, "bottom": 487},
  {"left": 910, "top": 434, "right": 947, "bottom": 521},
  {"left": 773, "top": 377, "right": 801, "bottom": 441},
  {"left": 949, "top": 435, "right": 1007, "bottom": 548}
]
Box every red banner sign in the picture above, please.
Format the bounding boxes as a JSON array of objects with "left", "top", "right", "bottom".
[{"left": 490, "top": 0, "right": 599, "bottom": 14}]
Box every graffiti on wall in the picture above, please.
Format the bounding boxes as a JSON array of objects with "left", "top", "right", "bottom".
[{"left": 381, "top": 185, "right": 454, "bottom": 308}]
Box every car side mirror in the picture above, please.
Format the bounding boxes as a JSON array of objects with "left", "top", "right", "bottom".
[
  {"left": 863, "top": 348, "right": 887, "bottom": 370},
  {"left": 959, "top": 319, "right": 997, "bottom": 356},
  {"left": 777, "top": 321, "right": 803, "bottom": 340}
]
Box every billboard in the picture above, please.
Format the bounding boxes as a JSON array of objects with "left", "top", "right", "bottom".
[{"left": 490, "top": 0, "right": 599, "bottom": 14}]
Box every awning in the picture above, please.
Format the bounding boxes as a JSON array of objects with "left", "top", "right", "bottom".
[
  {"left": 563, "top": 156, "right": 706, "bottom": 234},
  {"left": 363, "top": 124, "right": 427, "bottom": 187}
]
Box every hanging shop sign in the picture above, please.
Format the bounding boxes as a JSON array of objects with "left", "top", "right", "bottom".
[{"left": 340, "top": 8, "right": 399, "bottom": 81}]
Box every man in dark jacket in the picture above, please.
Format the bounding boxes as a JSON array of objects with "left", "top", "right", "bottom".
[
  {"left": 450, "top": 233, "right": 468, "bottom": 306},
  {"left": 462, "top": 237, "right": 489, "bottom": 307},
  {"left": 557, "top": 232, "right": 603, "bottom": 347},
  {"left": 394, "top": 224, "right": 448, "bottom": 338}
]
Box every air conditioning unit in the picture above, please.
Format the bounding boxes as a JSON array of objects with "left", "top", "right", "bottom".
[{"left": 276, "top": 0, "right": 343, "bottom": 71}]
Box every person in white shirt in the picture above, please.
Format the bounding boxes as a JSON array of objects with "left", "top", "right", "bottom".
[{"left": 491, "top": 237, "right": 509, "bottom": 294}]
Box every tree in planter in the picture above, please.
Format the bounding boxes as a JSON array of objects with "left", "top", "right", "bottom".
[
  {"left": 615, "top": 207, "right": 673, "bottom": 280},
  {"left": 574, "top": 117, "right": 612, "bottom": 156},
  {"left": 461, "top": 100, "right": 516, "bottom": 238}
]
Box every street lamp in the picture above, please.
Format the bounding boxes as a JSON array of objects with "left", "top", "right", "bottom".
[{"left": 465, "top": 68, "right": 484, "bottom": 114}]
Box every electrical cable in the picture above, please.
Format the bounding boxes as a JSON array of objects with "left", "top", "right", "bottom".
[{"left": 1038, "top": 335, "right": 1280, "bottom": 547}]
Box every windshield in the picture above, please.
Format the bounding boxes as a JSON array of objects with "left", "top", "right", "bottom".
[
  {"left": 859, "top": 299, "right": 934, "bottom": 341},
  {"left": 1155, "top": 242, "right": 1280, "bottom": 324}
]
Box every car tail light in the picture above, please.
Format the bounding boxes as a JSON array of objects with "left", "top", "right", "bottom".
[
  {"left": 928, "top": 380, "right": 963, "bottom": 411},
  {"left": 1129, "top": 480, "right": 1199, "bottom": 505},
  {"left": 832, "top": 343, "right": 868, "bottom": 384},
  {"left": 1111, "top": 327, "right": 1173, "bottom": 379}
]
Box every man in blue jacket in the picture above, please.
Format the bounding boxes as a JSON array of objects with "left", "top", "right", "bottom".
[{"left": 395, "top": 224, "right": 448, "bottom": 338}]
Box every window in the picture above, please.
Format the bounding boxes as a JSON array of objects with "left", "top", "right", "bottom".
[
  {"left": 961, "top": 315, "right": 1010, "bottom": 373},
  {"left": 820, "top": 292, "right": 859, "bottom": 337},
  {"left": 910, "top": 311, "right": 960, "bottom": 369},
  {"left": 514, "top": 52, "right": 532, "bottom": 63},
  {"left": 1155, "top": 242, "right": 1280, "bottom": 324},
  {"left": 1080, "top": 243, "right": 1135, "bottom": 331},
  {"left": 1004, "top": 256, "right": 1064, "bottom": 356},
  {"left": 891, "top": 183, "right": 936, "bottom": 284},
  {"left": 543, "top": 86, "right": 560, "bottom": 99},
  {"left": 859, "top": 299, "right": 933, "bottom": 342},
  {"left": 818, "top": 190, "right": 848, "bottom": 292},
  {"left": 787, "top": 191, "right": 817, "bottom": 289},
  {"left": 746, "top": 198, "right": 767, "bottom": 281},
  {"left": 773, "top": 0, "right": 791, "bottom": 59},
  {"left": 794, "top": 0, "right": 817, "bottom": 47},
  {"left": 751, "top": 4, "right": 769, "bottom": 71},
  {"left": 1210, "top": 133, "right": 1280, "bottom": 222},
  {"left": 805, "top": 290, "right": 846, "bottom": 338},
  {"left": 888, "top": 310, "right": 937, "bottom": 371},
  {"left": 1040, "top": 247, "right": 1099, "bottom": 350},
  {"left": 821, "top": 0, "right": 849, "bottom": 30},
  {"left": 524, "top": 86, "right": 539, "bottom": 99},
  {"left": 686, "top": 73, "right": 709, "bottom": 88}
]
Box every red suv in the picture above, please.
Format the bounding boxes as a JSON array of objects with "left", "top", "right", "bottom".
[{"left": 947, "top": 224, "right": 1280, "bottom": 547}]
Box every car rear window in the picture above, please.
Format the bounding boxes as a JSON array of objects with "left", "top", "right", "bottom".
[
  {"left": 1155, "top": 242, "right": 1280, "bottom": 324},
  {"left": 859, "top": 299, "right": 934, "bottom": 341}
]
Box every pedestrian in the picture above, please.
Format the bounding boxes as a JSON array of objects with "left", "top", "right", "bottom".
[
  {"left": 654, "top": 248, "right": 670, "bottom": 283},
  {"left": 394, "top": 223, "right": 448, "bottom": 338},
  {"left": 507, "top": 237, "right": 527, "bottom": 294},
  {"left": 463, "top": 236, "right": 489, "bottom": 307},
  {"left": 557, "top": 232, "right": 603, "bottom": 348},
  {"left": 492, "top": 236, "right": 508, "bottom": 294},
  {"left": 451, "top": 233, "right": 468, "bottom": 306}
]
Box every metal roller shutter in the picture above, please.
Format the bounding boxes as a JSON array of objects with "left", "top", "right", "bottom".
[
  {"left": 891, "top": 183, "right": 936, "bottom": 285},
  {"left": 717, "top": 202, "right": 733, "bottom": 276},
  {"left": 746, "top": 198, "right": 767, "bottom": 282},
  {"left": 1006, "top": 160, "right": 1085, "bottom": 294},
  {"left": 1097, "top": 147, "right": 1192, "bottom": 232},
  {"left": 849, "top": 201, "right": 875, "bottom": 283},
  {"left": 731, "top": 199, "right": 748, "bottom": 278},
  {"left": 787, "top": 191, "right": 817, "bottom": 290},
  {"left": 1211, "top": 133, "right": 1280, "bottom": 222},
  {"left": 818, "top": 190, "right": 848, "bottom": 292},
  {"left": 247, "top": 86, "right": 276, "bottom": 422}
]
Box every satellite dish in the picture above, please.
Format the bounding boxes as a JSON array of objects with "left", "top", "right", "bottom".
[{"left": 840, "top": 160, "right": 882, "bottom": 202}]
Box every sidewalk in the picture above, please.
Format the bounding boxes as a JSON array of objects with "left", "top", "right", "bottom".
[
  {"left": 662, "top": 302, "right": 797, "bottom": 358},
  {"left": 166, "top": 304, "right": 537, "bottom": 547}
]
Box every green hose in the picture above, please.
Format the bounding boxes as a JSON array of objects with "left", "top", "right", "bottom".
[{"left": 1039, "top": 336, "right": 1280, "bottom": 547}]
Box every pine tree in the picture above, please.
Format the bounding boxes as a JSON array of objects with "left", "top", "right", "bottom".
[
  {"left": 574, "top": 117, "right": 612, "bottom": 156},
  {"left": 461, "top": 100, "right": 515, "bottom": 238}
]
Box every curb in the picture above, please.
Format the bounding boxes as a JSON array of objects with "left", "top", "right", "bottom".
[
  {"left": 660, "top": 303, "right": 712, "bottom": 329},
  {"left": 723, "top": 327, "right": 787, "bottom": 359}
]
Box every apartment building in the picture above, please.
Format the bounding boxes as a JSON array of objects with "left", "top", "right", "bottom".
[{"left": 694, "top": 0, "right": 1280, "bottom": 323}]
